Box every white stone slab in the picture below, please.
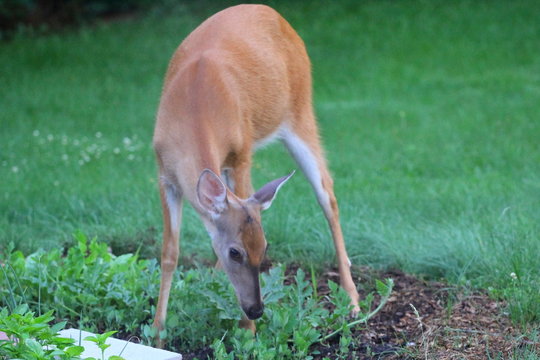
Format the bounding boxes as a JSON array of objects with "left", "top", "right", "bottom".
[{"left": 58, "top": 329, "right": 181, "bottom": 360}]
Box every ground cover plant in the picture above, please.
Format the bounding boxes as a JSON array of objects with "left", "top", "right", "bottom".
[
  {"left": 1, "top": 235, "right": 395, "bottom": 358},
  {"left": 0, "top": 304, "right": 125, "bottom": 360},
  {"left": 1, "top": 0, "right": 539, "bottom": 358},
  {"left": 0, "top": 305, "right": 86, "bottom": 360},
  {"left": 2, "top": 236, "right": 536, "bottom": 358}
]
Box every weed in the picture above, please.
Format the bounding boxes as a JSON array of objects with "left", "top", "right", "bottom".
[
  {"left": 84, "top": 331, "right": 124, "bottom": 360},
  {"left": 1, "top": 236, "right": 393, "bottom": 358},
  {"left": 0, "top": 305, "right": 83, "bottom": 360},
  {"left": 203, "top": 267, "right": 393, "bottom": 359},
  {"left": 0, "top": 232, "right": 161, "bottom": 334},
  {"left": 0, "top": 305, "right": 127, "bottom": 360}
]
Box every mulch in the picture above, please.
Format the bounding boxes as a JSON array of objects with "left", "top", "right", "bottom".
[{"left": 311, "top": 266, "right": 532, "bottom": 359}]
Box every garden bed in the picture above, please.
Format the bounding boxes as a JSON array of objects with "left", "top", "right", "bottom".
[
  {"left": 181, "top": 264, "right": 528, "bottom": 360},
  {"left": 2, "top": 239, "right": 536, "bottom": 359}
]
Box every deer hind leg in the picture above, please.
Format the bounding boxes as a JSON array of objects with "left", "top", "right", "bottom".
[
  {"left": 153, "top": 177, "right": 183, "bottom": 346},
  {"left": 282, "top": 125, "right": 360, "bottom": 313}
]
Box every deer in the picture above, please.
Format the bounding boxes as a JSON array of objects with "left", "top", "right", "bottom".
[{"left": 152, "top": 4, "right": 360, "bottom": 336}]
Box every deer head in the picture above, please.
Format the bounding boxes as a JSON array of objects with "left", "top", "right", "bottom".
[{"left": 196, "top": 169, "right": 293, "bottom": 319}]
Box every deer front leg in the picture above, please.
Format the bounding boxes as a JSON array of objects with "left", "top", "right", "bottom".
[
  {"left": 231, "top": 156, "right": 254, "bottom": 199},
  {"left": 153, "top": 180, "right": 183, "bottom": 347}
]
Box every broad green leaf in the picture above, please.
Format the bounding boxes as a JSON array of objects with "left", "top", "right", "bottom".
[
  {"left": 65, "top": 345, "right": 85, "bottom": 356},
  {"left": 50, "top": 320, "right": 67, "bottom": 334},
  {"left": 26, "top": 338, "right": 45, "bottom": 355},
  {"left": 13, "top": 304, "right": 29, "bottom": 315},
  {"left": 51, "top": 336, "right": 77, "bottom": 346},
  {"left": 99, "top": 330, "right": 117, "bottom": 340},
  {"left": 84, "top": 335, "right": 99, "bottom": 343}
]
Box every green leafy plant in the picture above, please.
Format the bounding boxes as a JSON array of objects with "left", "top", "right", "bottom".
[
  {"left": 0, "top": 305, "right": 127, "bottom": 360},
  {"left": 1, "top": 232, "right": 160, "bottom": 334},
  {"left": 84, "top": 331, "right": 125, "bottom": 360},
  {"left": 1, "top": 235, "right": 394, "bottom": 358},
  {"left": 141, "top": 265, "right": 245, "bottom": 350},
  {"left": 207, "top": 267, "right": 394, "bottom": 359},
  {"left": 0, "top": 304, "right": 84, "bottom": 360}
]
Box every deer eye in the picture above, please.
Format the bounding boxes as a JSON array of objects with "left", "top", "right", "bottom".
[{"left": 229, "top": 248, "right": 242, "bottom": 262}]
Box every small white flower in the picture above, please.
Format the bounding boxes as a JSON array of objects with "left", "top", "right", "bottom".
[
  {"left": 73, "top": 139, "right": 80, "bottom": 146},
  {"left": 510, "top": 272, "right": 517, "bottom": 280},
  {"left": 62, "top": 154, "right": 69, "bottom": 161},
  {"left": 86, "top": 144, "right": 96, "bottom": 153},
  {"left": 33, "top": 130, "right": 40, "bottom": 137},
  {"left": 123, "top": 137, "right": 131, "bottom": 146},
  {"left": 113, "top": 147, "right": 120, "bottom": 154},
  {"left": 11, "top": 166, "right": 19, "bottom": 173},
  {"left": 47, "top": 134, "right": 54, "bottom": 141},
  {"left": 95, "top": 132, "right": 102, "bottom": 138},
  {"left": 127, "top": 154, "right": 135, "bottom": 161}
]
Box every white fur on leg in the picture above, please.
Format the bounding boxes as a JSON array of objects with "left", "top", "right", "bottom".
[{"left": 281, "top": 128, "right": 332, "bottom": 216}]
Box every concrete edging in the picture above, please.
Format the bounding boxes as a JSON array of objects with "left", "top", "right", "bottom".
[{"left": 58, "top": 329, "right": 182, "bottom": 360}]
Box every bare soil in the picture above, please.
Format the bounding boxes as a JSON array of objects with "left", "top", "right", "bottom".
[
  {"left": 311, "top": 266, "right": 527, "bottom": 359},
  {"left": 182, "top": 264, "right": 536, "bottom": 359}
]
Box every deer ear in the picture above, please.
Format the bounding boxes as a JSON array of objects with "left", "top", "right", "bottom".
[
  {"left": 197, "top": 169, "right": 228, "bottom": 216},
  {"left": 250, "top": 171, "right": 295, "bottom": 211}
]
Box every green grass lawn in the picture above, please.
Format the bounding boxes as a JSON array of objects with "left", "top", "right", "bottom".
[{"left": 1, "top": 0, "right": 539, "bottom": 329}]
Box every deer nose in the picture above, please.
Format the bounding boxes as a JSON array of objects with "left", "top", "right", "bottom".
[{"left": 246, "top": 304, "right": 264, "bottom": 320}]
